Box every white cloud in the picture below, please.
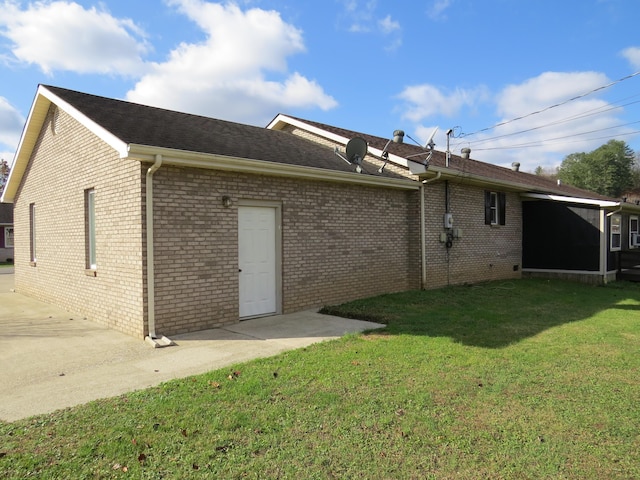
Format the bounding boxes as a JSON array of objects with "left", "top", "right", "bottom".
[
  {"left": 127, "top": 0, "right": 337, "bottom": 125},
  {"left": 396, "top": 71, "right": 636, "bottom": 172},
  {"left": 337, "top": 0, "right": 376, "bottom": 33},
  {"left": 469, "top": 71, "right": 632, "bottom": 171},
  {"left": 0, "top": 96, "right": 24, "bottom": 152},
  {"left": 396, "top": 83, "right": 490, "bottom": 121},
  {"left": 378, "top": 15, "right": 400, "bottom": 34},
  {"left": 495, "top": 71, "right": 609, "bottom": 118},
  {"left": 337, "top": 0, "right": 402, "bottom": 50},
  {"left": 427, "top": 0, "right": 453, "bottom": 21},
  {"left": 621, "top": 46, "right": 640, "bottom": 69},
  {"left": 0, "top": 0, "right": 149, "bottom": 75}
]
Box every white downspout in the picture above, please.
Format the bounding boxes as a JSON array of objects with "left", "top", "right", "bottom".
[
  {"left": 145, "top": 154, "right": 173, "bottom": 347},
  {"left": 420, "top": 171, "right": 442, "bottom": 289}
]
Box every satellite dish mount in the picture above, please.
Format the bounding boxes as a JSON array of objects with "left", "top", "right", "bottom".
[
  {"left": 335, "top": 137, "right": 368, "bottom": 173},
  {"left": 379, "top": 130, "right": 405, "bottom": 173},
  {"left": 405, "top": 127, "right": 438, "bottom": 167}
]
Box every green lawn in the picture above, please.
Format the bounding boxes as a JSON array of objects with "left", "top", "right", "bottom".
[{"left": 1, "top": 279, "right": 639, "bottom": 479}]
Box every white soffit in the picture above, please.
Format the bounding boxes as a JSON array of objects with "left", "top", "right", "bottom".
[{"left": 521, "top": 192, "right": 619, "bottom": 208}]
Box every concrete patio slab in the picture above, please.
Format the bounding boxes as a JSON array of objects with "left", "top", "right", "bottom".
[{"left": 0, "top": 274, "right": 383, "bottom": 422}]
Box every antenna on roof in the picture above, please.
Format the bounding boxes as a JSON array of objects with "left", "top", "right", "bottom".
[
  {"left": 379, "top": 130, "right": 405, "bottom": 173},
  {"left": 405, "top": 127, "right": 438, "bottom": 166},
  {"left": 335, "top": 137, "right": 368, "bottom": 173},
  {"left": 424, "top": 127, "right": 437, "bottom": 150}
]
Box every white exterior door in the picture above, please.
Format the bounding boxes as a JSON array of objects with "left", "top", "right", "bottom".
[{"left": 238, "top": 205, "right": 278, "bottom": 318}]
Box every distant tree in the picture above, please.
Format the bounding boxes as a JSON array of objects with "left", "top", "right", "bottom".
[
  {"left": 631, "top": 152, "right": 640, "bottom": 190},
  {"left": 0, "top": 159, "right": 9, "bottom": 196},
  {"left": 534, "top": 165, "right": 558, "bottom": 181},
  {"left": 557, "top": 140, "right": 635, "bottom": 197}
]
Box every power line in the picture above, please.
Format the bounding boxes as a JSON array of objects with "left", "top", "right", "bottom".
[
  {"left": 473, "top": 128, "right": 640, "bottom": 151},
  {"left": 467, "top": 94, "right": 640, "bottom": 148},
  {"left": 460, "top": 70, "right": 640, "bottom": 139}
]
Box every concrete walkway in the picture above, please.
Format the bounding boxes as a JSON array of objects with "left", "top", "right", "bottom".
[{"left": 0, "top": 274, "right": 383, "bottom": 422}]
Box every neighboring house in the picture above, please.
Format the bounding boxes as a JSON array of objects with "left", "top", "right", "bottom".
[
  {"left": 0, "top": 203, "right": 13, "bottom": 262},
  {"left": 3, "top": 85, "right": 639, "bottom": 340}
]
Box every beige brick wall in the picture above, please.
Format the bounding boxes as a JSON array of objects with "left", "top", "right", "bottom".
[
  {"left": 423, "top": 181, "right": 522, "bottom": 288},
  {"left": 151, "top": 166, "right": 421, "bottom": 336},
  {"left": 13, "top": 106, "right": 146, "bottom": 337},
  {"left": 12, "top": 107, "right": 524, "bottom": 339},
  {"left": 284, "top": 123, "right": 523, "bottom": 288}
]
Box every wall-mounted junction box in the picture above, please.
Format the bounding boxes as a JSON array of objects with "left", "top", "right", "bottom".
[{"left": 444, "top": 213, "right": 453, "bottom": 229}]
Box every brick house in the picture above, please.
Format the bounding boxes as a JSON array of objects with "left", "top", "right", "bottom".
[
  {"left": 3, "top": 85, "right": 639, "bottom": 340},
  {"left": 268, "top": 115, "right": 640, "bottom": 286},
  {"left": 0, "top": 203, "right": 13, "bottom": 262}
]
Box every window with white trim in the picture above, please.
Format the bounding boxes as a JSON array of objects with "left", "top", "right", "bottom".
[
  {"left": 630, "top": 216, "right": 639, "bottom": 248},
  {"left": 4, "top": 226, "right": 13, "bottom": 248},
  {"left": 85, "top": 189, "right": 96, "bottom": 270},
  {"left": 610, "top": 214, "right": 622, "bottom": 251},
  {"left": 484, "top": 191, "right": 506, "bottom": 225},
  {"left": 29, "top": 203, "right": 36, "bottom": 263}
]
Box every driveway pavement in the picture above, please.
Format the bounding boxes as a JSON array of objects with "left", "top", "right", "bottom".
[{"left": 0, "top": 274, "right": 383, "bottom": 422}]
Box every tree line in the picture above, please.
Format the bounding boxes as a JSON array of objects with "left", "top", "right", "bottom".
[
  {"left": 0, "top": 159, "right": 8, "bottom": 196},
  {"left": 535, "top": 140, "right": 640, "bottom": 198}
]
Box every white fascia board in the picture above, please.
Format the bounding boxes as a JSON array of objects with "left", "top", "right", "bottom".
[
  {"left": 521, "top": 192, "right": 619, "bottom": 208},
  {"left": 1, "top": 86, "right": 129, "bottom": 203},
  {"left": 39, "top": 87, "right": 129, "bottom": 158},
  {"left": 267, "top": 114, "right": 411, "bottom": 169},
  {"left": 2, "top": 86, "right": 53, "bottom": 202},
  {"left": 267, "top": 114, "right": 349, "bottom": 144},
  {"left": 127, "top": 144, "right": 420, "bottom": 191}
]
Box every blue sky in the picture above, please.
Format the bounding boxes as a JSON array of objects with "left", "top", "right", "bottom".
[{"left": 1, "top": 0, "right": 639, "bottom": 173}]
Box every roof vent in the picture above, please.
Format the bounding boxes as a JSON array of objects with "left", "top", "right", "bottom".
[
  {"left": 461, "top": 148, "right": 471, "bottom": 159},
  {"left": 511, "top": 162, "right": 520, "bottom": 172}
]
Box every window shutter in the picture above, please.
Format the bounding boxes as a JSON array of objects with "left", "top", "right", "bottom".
[
  {"left": 484, "top": 190, "right": 491, "bottom": 225},
  {"left": 498, "top": 192, "right": 506, "bottom": 225}
]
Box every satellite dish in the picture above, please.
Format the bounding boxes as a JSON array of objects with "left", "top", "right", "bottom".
[
  {"left": 425, "top": 127, "right": 438, "bottom": 149},
  {"left": 345, "top": 137, "right": 367, "bottom": 165},
  {"left": 335, "top": 137, "right": 368, "bottom": 173}
]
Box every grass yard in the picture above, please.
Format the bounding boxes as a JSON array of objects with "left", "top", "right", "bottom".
[{"left": 1, "top": 278, "right": 639, "bottom": 479}]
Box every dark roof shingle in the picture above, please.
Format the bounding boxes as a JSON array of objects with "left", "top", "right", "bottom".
[
  {"left": 288, "top": 116, "right": 614, "bottom": 201},
  {"left": 45, "top": 86, "right": 404, "bottom": 179}
]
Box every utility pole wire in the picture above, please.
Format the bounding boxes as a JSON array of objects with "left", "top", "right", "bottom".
[
  {"left": 472, "top": 128, "right": 640, "bottom": 151},
  {"left": 460, "top": 70, "right": 640, "bottom": 139},
  {"left": 468, "top": 96, "right": 640, "bottom": 147}
]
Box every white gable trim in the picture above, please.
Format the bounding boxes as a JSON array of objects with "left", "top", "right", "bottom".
[
  {"left": 39, "top": 87, "right": 129, "bottom": 158},
  {"left": 268, "top": 114, "right": 411, "bottom": 169},
  {"left": 268, "top": 114, "right": 348, "bottom": 144},
  {"left": 1, "top": 86, "right": 129, "bottom": 203}
]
